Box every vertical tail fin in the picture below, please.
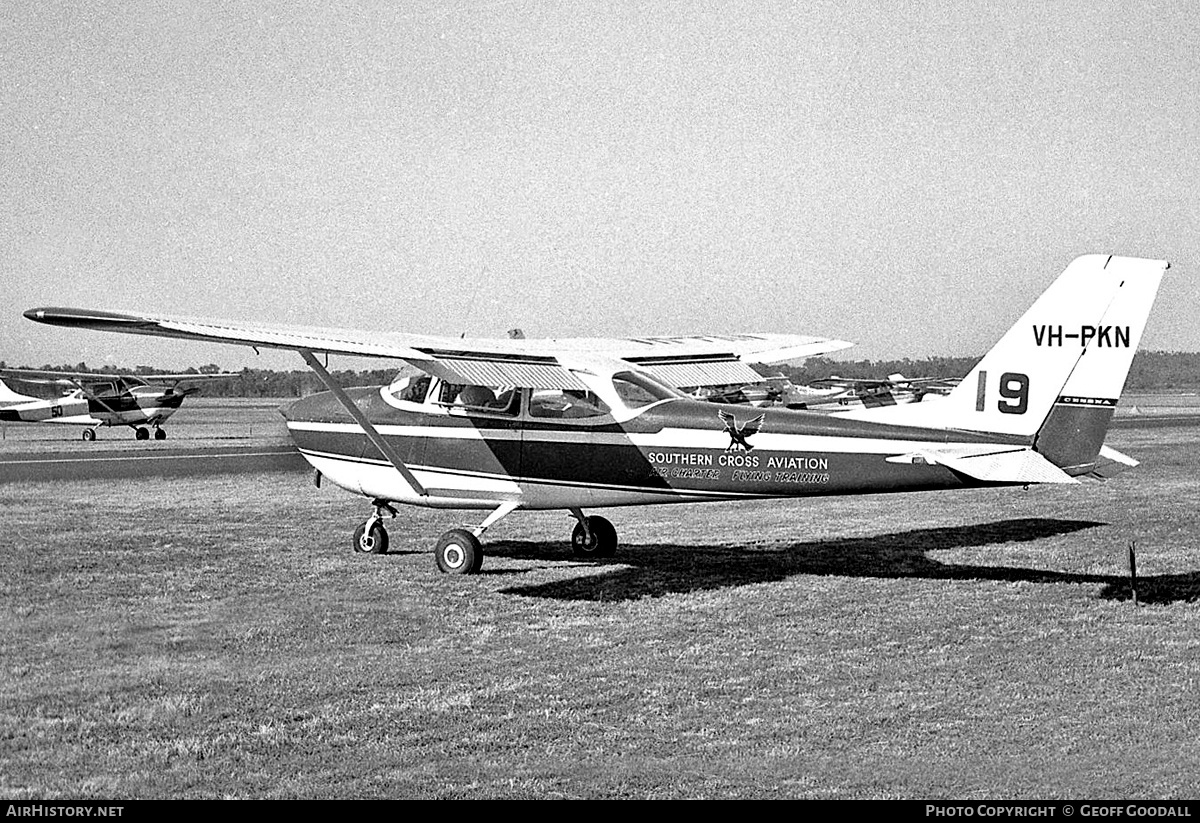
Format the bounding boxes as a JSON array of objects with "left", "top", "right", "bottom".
[
  {"left": 843, "top": 255, "right": 1167, "bottom": 448},
  {"left": 1032, "top": 256, "right": 1166, "bottom": 472}
]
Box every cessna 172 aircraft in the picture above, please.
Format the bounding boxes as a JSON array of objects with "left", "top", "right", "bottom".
[
  {"left": 691, "top": 373, "right": 960, "bottom": 410},
  {"left": 0, "top": 368, "right": 235, "bottom": 440},
  {"left": 807, "top": 374, "right": 961, "bottom": 409},
  {"left": 24, "top": 254, "right": 1164, "bottom": 574}
]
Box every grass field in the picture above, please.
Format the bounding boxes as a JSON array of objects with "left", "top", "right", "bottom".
[{"left": 1, "top": 407, "right": 1198, "bottom": 798}]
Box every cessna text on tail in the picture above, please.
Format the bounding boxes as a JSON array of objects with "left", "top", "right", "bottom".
[{"left": 24, "top": 254, "right": 1165, "bottom": 574}]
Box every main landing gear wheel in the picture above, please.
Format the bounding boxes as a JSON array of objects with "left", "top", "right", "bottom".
[
  {"left": 135, "top": 427, "right": 150, "bottom": 440},
  {"left": 572, "top": 515, "right": 618, "bottom": 558},
  {"left": 81, "top": 429, "right": 96, "bottom": 442},
  {"left": 153, "top": 428, "right": 167, "bottom": 440},
  {"left": 353, "top": 520, "right": 390, "bottom": 555},
  {"left": 435, "top": 528, "right": 483, "bottom": 575}
]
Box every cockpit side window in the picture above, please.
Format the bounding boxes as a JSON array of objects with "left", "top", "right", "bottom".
[{"left": 438, "top": 382, "right": 520, "bottom": 416}]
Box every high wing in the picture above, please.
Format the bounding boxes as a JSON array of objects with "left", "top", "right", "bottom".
[
  {"left": 812, "top": 375, "right": 958, "bottom": 389},
  {"left": 811, "top": 376, "right": 893, "bottom": 388},
  {"left": 134, "top": 372, "right": 240, "bottom": 383},
  {"left": 0, "top": 370, "right": 80, "bottom": 388},
  {"left": 23, "top": 308, "right": 852, "bottom": 391},
  {"left": 0, "top": 367, "right": 237, "bottom": 384}
]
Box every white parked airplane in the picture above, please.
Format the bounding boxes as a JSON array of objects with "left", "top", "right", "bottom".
[
  {"left": 24, "top": 254, "right": 1164, "bottom": 574},
  {"left": 0, "top": 368, "right": 236, "bottom": 440}
]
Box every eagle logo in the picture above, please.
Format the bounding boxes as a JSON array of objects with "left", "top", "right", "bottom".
[{"left": 718, "top": 409, "right": 764, "bottom": 452}]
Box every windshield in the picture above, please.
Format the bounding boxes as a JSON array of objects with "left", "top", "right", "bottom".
[
  {"left": 611, "top": 371, "right": 683, "bottom": 410},
  {"left": 387, "top": 374, "right": 431, "bottom": 404}
]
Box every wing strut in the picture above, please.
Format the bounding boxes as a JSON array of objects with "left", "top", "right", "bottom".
[{"left": 299, "top": 350, "right": 427, "bottom": 498}]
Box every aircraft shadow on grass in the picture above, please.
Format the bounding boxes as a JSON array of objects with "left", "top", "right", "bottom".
[{"left": 481, "top": 517, "right": 1200, "bottom": 605}]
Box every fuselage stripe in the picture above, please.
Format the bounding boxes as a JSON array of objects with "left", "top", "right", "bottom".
[
  {"left": 296, "top": 447, "right": 772, "bottom": 500},
  {"left": 287, "top": 420, "right": 1014, "bottom": 456}
]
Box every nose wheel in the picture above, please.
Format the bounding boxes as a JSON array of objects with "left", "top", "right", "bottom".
[
  {"left": 352, "top": 500, "right": 398, "bottom": 555},
  {"left": 353, "top": 519, "right": 389, "bottom": 554}
]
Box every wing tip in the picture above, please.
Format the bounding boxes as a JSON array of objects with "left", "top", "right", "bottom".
[{"left": 24, "top": 307, "right": 151, "bottom": 328}]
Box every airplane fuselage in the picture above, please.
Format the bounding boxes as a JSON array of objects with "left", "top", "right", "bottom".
[
  {"left": 0, "top": 394, "right": 91, "bottom": 424},
  {"left": 283, "top": 388, "right": 1029, "bottom": 510}
]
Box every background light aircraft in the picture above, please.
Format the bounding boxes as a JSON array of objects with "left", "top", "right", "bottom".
[
  {"left": 687, "top": 373, "right": 959, "bottom": 410},
  {"left": 0, "top": 368, "right": 237, "bottom": 441},
  {"left": 24, "top": 254, "right": 1165, "bottom": 575},
  {"left": 684, "top": 374, "right": 798, "bottom": 407},
  {"left": 806, "top": 374, "right": 961, "bottom": 409}
]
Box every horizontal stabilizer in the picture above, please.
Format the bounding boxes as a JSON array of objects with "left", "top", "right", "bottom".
[
  {"left": 886, "top": 446, "right": 1079, "bottom": 485},
  {"left": 1086, "top": 445, "right": 1140, "bottom": 480}
]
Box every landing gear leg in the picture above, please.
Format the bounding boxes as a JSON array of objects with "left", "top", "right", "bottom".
[
  {"left": 433, "top": 501, "right": 519, "bottom": 575},
  {"left": 352, "top": 499, "right": 398, "bottom": 555},
  {"left": 569, "top": 508, "right": 618, "bottom": 558}
]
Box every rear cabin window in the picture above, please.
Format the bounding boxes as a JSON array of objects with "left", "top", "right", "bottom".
[{"left": 529, "top": 389, "right": 611, "bottom": 419}]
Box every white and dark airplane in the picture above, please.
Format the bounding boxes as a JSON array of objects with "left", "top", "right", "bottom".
[
  {"left": 805, "top": 373, "right": 961, "bottom": 409},
  {"left": 24, "top": 254, "right": 1164, "bottom": 574},
  {"left": 685, "top": 375, "right": 799, "bottom": 407},
  {"left": 0, "top": 368, "right": 236, "bottom": 441},
  {"left": 690, "top": 373, "right": 960, "bottom": 410}
]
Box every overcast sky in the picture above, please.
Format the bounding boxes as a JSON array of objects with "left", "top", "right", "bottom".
[{"left": 3, "top": 1, "right": 1197, "bottom": 371}]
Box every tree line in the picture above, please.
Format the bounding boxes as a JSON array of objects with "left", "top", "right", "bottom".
[{"left": 3, "top": 351, "right": 1199, "bottom": 396}]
